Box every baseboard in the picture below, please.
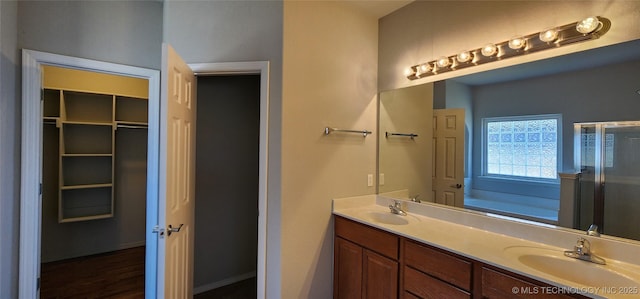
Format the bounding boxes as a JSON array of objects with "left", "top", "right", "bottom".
[{"left": 193, "top": 271, "right": 257, "bottom": 295}]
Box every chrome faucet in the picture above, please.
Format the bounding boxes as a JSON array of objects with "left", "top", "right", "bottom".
[
  {"left": 389, "top": 200, "right": 407, "bottom": 216},
  {"left": 564, "top": 237, "right": 606, "bottom": 265},
  {"left": 586, "top": 224, "right": 601, "bottom": 237}
]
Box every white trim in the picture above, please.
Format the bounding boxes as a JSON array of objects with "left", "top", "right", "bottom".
[
  {"left": 188, "top": 61, "right": 269, "bottom": 299},
  {"left": 19, "top": 50, "right": 160, "bottom": 299},
  {"left": 193, "top": 271, "right": 257, "bottom": 295}
]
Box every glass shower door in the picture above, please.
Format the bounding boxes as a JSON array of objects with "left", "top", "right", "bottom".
[
  {"left": 602, "top": 123, "right": 640, "bottom": 240},
  {"left": 575, "top": 121, "right": 640, "bottom": 240}
]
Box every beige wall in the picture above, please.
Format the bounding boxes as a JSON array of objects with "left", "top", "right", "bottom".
[
  {"left": 282, "top": 1, "right": 379, "bottom": 297},
  {"left": 379, "top": 0, "right": 640, "bottom": 91}
]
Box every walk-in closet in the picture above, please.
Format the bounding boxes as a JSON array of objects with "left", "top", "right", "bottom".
[{"left": 40, "top": 66, "right": 149, "bottom": 297}]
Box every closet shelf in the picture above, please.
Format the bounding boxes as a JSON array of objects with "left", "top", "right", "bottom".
[
  {"left": 62, "top": 120, "right": 113, "bottom": 126},
  {"left": 115, "top": 121, "right": 148, "bottom": 129},
  {"left": 59, "top": 214, "right": 113, "bottom": 223},
  {"left": 45, "top": 86, "right": 147, "bottom": 223},
  {"left": 61, "top": 183, "right": 113, "bottom": 190},
  {"left": 62, "top": 153, "right": 113, "bottom": 157}
]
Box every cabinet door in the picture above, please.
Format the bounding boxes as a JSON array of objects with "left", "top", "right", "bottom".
[
  {"left": 363, "top": 249, "right": 398, "bottom": 299},
  {"left": 334, "top": 237, "right": 363, "bottom": 299}
]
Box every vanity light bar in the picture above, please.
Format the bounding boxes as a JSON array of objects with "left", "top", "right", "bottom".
[{"left": 405, "top": 16, "right": 611, "bottom": 80}]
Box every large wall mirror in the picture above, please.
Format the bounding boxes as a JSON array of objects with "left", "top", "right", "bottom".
[{"left": 378, "top": 39, "right": 640, "bottom": 242}]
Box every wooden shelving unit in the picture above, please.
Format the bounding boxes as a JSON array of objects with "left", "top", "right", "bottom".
[{"left": 43, "top": 88, "right": 148, "bottom": 223}]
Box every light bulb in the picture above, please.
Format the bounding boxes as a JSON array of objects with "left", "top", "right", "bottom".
[
  {"left": 576, "top": 16, "right": 602, "bottom": 34},
  {"left": 456, "top": 51, "right": 473, "bottom": 63},
  {"left": 508, "top": 37, "right": 526, "bottom": 50},
  {"left": 436, "top": 56, "right": 451, "bottom": 68},
  {"left": 404, "top": 67, "right": 415, "bottom": 77},
  {"left": 418, "top": 63, "right": 431, "bottom": 73},
  {"left": 481, "top": 43, "right": 498, "bottom": 57},
  {"left": 539, "top": 29, "right": 558, "bottom": 42}
]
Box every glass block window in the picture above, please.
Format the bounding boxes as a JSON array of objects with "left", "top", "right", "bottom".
[{"left": 484, "top": 115, "right": 561, "bottom": 180}]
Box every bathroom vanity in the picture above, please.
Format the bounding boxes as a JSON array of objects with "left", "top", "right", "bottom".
[{"left": 333, "top": 195, "right": 640, "bottom": 299}]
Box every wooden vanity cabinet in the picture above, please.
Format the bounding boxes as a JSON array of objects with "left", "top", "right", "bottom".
[
  {"left": 334, "top": 216, "right": 399, "bottom": 299},
  {"left": 334, "top": 215, "right": 589, "bottom": 299}
]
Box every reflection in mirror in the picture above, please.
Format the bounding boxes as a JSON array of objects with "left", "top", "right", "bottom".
[
  {"left": 378, "top": 84, "right": 433, "bottom": 201},
  {"left": 378, "top": 39, "right": 640, "bottom": 241}
]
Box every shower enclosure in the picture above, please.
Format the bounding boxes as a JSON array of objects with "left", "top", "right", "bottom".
[{"left": 575, "top": 121, "right": 640, "bottom": 240}]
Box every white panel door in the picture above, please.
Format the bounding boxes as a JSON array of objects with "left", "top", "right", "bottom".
[
  {"left": 159, "top": 44, "right": 196, "bottom": 298},
  {"left": 433, "top": 109, "right": 465, "bottom": 207}
]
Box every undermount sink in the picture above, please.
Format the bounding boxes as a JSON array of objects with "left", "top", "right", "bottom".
[
  {"left": 355, "top": 210, "right": 419, "bottom": 226},
  {"left": 504, "top": 246, "right": 640, "bottom": 289}
]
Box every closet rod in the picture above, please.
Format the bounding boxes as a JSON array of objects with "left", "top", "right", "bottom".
[
  {"left": 324, "top": 127, "right": 372, "bottom": 137},
  {"left": 116, "top": 124, "right": 148, "bottom": 129},
  {"left": 385, "top": 132, "right": 418, "bottom": 139}
]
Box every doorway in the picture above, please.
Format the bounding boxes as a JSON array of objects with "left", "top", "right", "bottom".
[
  {"left": 39, "top": 65, "right": 149, "bottom": 297},
  {"left": 20, "top": 50, "right": 160, "bottom": 298},
  {"left": 193, "top": 75, "right": 260, "bottom": 296}
]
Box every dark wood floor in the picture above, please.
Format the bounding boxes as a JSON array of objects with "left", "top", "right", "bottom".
[
  {"left": 194, "top": 277, "right": 257, "bottom": 299},
  {"left": 41, "top": 246, "right": 256, "bottom": 298},
  {"left": 40, "top": 246, "right": 145, "bottom": 299}
]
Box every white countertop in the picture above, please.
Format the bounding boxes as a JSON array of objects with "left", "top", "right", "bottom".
[{"left": 333, "top": 195, "right": 640, "bottom": 299}]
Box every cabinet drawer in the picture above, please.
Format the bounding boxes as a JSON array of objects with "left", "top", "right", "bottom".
[
  {"left": 404, "top": 266, "right": 470, "bottom": 299},
  {"left": 482, "top": 267, "right": 576, "bottom": 299},
  {"left": 335, "top": 216, "right": 399, "bottom": 259},
  {"left": 403, "top": 239, "right": 472, "bottom": 291}
]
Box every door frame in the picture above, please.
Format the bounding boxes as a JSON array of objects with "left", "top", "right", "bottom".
[
  {"left": 189, "top": 61, "right": 270, "bottom": 299},
  {"left": 19, "top": 49, "right": 161, "bottom": 298}
]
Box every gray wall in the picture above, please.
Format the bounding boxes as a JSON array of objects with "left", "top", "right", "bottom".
[
  {"left": 0, "top": 1, "right": 19, "bottom": 298},
  {"left": 18, "top": 1, "right": 163, "bottom": 69},
  {"left": 0, "top": 1, "right": 163, "bottom": 296},
  {"left": 195, "top": 75, "right": 259, "bottom": 291},
  {"left": 163, "top": 1, "right": 283, "bottom": 296},
  {"left": 471, "top": 59, "right": 640, "bottom": 198}
]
